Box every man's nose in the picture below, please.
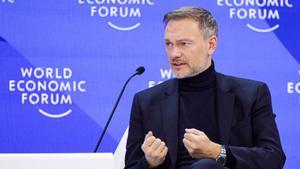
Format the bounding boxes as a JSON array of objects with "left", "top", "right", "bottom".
[{"left": 168, "top": 46, "right": 181, "bottom": 59}]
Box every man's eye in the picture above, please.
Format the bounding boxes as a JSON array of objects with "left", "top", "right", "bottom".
[
  {"left": 181, "top": 42, "right": 189, "bottom": 46},
  {"left": 165, "top": 42, "right": 172, "bottom": 47}
]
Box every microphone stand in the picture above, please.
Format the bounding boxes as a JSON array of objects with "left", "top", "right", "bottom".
[{"left": 94, "top": 67, "right": 144, "bottom": 152}]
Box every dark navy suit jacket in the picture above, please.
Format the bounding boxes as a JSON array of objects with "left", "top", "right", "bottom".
[{"left": 125, "top": 73, "right": 285, "bottom": 169}]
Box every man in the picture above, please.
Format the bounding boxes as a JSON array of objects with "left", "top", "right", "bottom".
[{"left": 125, "top": 6, "right": 285, "bottom": 169}]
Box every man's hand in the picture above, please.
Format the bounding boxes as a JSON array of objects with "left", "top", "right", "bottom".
[
  {"left": 183, "top": 128, "right": 221, "bottom": 159},
  {"left": 141, "top": 131, "right": 168, "bottom": 168}
]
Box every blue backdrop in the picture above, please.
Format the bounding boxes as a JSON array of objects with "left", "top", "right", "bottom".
[{"left": 0, "top": 0, "right": 299, "bottom": 168}]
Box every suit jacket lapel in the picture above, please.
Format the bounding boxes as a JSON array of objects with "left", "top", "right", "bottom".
[
  {"left": 161, "top": 79, "right": 179, "bottom": 169},
  {"left": 216, "top": 73, "right": 235, "bottom": 145}
]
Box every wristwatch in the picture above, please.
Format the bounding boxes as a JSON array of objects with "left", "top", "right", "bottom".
[{"left": 216, "top": 145, "right": 227, "bottom": 166}]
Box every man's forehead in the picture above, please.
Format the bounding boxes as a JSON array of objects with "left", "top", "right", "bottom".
[
  {"left": 164, "top": 19, "right": 203, "bottom": 40},
  {"left": 165, "top": 18, "right": 199, "bottom": 30}
]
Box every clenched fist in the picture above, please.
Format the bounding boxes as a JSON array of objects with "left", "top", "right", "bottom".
[
  {"left": 183, "top": 128, "right": 221, "bottom": 159},
  {"left": 141, "top": 131, "right": 168, "bottom": 168}
]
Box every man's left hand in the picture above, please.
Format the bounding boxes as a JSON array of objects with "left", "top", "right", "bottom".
[{"left": 183, "top": 128, "right": 221, "bottom": 159}]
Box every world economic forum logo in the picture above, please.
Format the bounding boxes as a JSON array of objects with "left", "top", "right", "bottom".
[
  {"left": 287, "top": 70, "right": 300, "bottom": 96},
  {"left": 78, "top": 0, "right": 154, "bottom": 31},
  {"left": 0, "top": 0, "right": 15, "bottom": 3},
  {"left": 9, "top": 67, "right": 86, "bottom": 118},
  {"left": 217, "top": 0, "right": 293, "bottom": 33}
]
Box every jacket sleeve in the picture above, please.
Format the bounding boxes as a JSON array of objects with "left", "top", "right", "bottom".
[
  {"left": 124, "top": 94, "right": 165, "bottom": 169},
  {"left": 124, "top": 93, "right": 149, "bottom": 169},
  {"left": 228, "top": 84, "right": 285, "bottom": 169}
]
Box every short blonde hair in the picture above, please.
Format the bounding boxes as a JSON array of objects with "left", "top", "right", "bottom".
[{"left": 163, "top": 6, "right": 218, "bottom": 39}]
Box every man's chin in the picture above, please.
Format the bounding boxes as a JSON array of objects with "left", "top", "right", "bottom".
[
  {"left": 174, "top": 71, "right": 190, "bottom": 79},
  {"left": 174, "top": 70, "right": 200, "bottom": 79}
]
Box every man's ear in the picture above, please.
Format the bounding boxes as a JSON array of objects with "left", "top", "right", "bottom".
[{"left": 207, "top": 35, "right": 217, "bottom": 55}]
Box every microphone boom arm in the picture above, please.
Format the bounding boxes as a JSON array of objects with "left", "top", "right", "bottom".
[{"left": 94, "top": 67, "right": 144, "bottom": 152}]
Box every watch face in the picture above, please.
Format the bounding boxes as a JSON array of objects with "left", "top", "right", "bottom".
[{"left": 217, "top": 156, "right": 226, "bottom": 165}]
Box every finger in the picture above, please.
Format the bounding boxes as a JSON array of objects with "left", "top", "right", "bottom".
[
  {"left": 154, "top": 141, "right": 166, "bottom": 154},
  {"left": 161, "top": 146, "right": 168, "bottom": 157},
  {"left": 144, "top": 135, "right": 156, "bottom": 147},
  {"left": 145, "top": 131, "right": 153, "bottom": 139},
  {"left": 183, "top": 138, "right": 192, "bottom": 147},
  {"left": 150, "top": 138, "right": 162, "bottom": 150},
  {"left": 183, "top": 138, "right": 193, "bottom": 152},
  {"left": 185, "top": 128, "right": 203, "bottom": 135},
  {"left": 154, "top": 146, "right": 168, "bottom": 160},
  {"left": 184, "top": 132, "right": 199, "bottom": 142}
]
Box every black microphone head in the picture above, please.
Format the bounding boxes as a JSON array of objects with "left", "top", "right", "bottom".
[{"left": 136, "top": 66, "right": 145, "bottom": 75}]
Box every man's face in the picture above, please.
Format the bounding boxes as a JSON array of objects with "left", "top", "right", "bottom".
[{"left": 164, "top": 18, "right": 217, "bottom": 79}]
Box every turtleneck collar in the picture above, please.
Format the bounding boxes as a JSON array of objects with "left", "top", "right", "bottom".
[{"left": 179, "top": 60, "right": 216, "bottom": 91}]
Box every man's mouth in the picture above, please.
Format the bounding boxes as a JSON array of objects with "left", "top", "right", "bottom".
[{"left": 172, "top": 63, "right": 186, "bottom": 68}]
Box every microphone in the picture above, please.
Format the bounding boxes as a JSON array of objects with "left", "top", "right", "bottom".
[
  {"left": 136, "top": 66, "right": 145, "bottom": 75},
  {"left": 94, "top": 66, "right": 145, "bottom": 152}
]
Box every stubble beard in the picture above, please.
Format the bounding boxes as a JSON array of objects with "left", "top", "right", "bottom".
[{"left": 172, "top": 65, "right": 202, "bottom": 79}]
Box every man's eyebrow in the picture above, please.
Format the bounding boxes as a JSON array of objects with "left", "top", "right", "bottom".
[
  {"left": 164, "top": 39, "right": 193, "bottom": 42},
  {"left": 164, "top": 39, "right": 171, "bottom": 43},
  {"left": 177, "top": 39, "right": 193, "bottom": 42}
]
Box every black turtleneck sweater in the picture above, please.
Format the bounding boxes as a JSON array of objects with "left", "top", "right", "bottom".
[{"left": 176, "top": 63, "right": 219, "bottom": 169}]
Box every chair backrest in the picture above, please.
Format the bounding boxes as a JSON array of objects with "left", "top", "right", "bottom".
[{"left": 114, "top": 127, "right": 129, "bottom": 169}]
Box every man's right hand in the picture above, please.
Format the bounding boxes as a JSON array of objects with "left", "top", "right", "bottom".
[{"left": 141, "top": 131, "right": 168, "bottom": 168}]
